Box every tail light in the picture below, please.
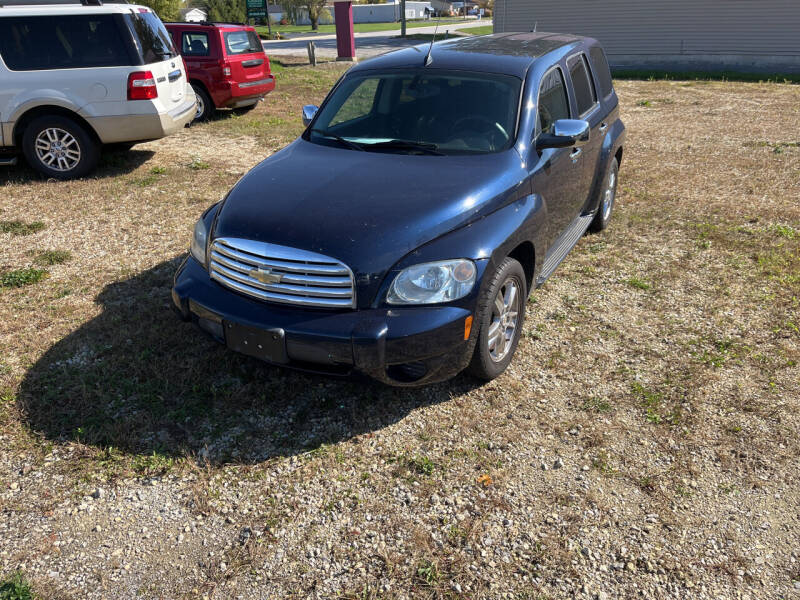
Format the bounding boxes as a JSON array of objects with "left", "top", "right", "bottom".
[
  {"left": 128, "top": 71, "right": 158, "bottom": 100},
  {"left": 222, "top": 62, "right": 231, "bottom": 77}
]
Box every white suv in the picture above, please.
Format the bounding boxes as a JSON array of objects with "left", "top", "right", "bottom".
[{"left": 0, "top": 0, "right": 196, "bottom": 179}]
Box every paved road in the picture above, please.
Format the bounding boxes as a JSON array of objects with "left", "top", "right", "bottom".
[{"left": 262, "top": 20, "right": 492, "bottom": 59}]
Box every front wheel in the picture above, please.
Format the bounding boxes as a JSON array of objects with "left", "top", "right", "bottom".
[
  {"left": 22, "top": 115, "right": 98, "bottom": 180},
  {"left": 468, "top": 257, "right": 527, "bottom": 381},
  {"left": 588, "top": 156, "right": 619, "bottom": 233}
]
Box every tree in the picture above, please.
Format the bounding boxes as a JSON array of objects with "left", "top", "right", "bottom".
[
  {"left": 200, "top": 0, "right": 246, "bottom": 23},
  {"left": 283, "top": 0, "right": 329, "bottom": 30},
  {"left": 137, "top": 0, "right": 181, "bottom": 21},
  {"left": 305, "top": 0, "right": 329, "bottom": 30}
]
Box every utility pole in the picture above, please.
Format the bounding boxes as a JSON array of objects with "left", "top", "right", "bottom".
[
  {"left": 401, "top": 0, "right": 406, "bottom": 37},
  {"left": 265, "top": 0, "right": 272, "bottom": 38}
]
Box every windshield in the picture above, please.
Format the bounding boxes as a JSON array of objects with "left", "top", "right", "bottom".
[
  {"left": 223, "top": 30, "right": 263, "bottom": 55},
  {"left": 308, "top": 69, "right": 522, "bottom": 155},
  {"left": 125, "top": 12, "right": 177, "bottom": 64}
]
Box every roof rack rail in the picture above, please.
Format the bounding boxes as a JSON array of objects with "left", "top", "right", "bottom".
[
  {"left": 163, "top": 21, "right": 248, "bottom": 27},
  {"left": 0, "top": 0, "right": 129, "bottom": 5}
]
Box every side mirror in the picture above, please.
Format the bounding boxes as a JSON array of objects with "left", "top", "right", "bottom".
[
  {"left": 536, "top": 119, "right": 590, "bottom": 150},
  {"left": 302, "top": 105, "right": 319, "bottom": 127}
]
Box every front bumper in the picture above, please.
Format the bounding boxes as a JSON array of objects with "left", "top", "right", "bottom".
[{"left": 172, "top": 256, "right": 477, "bottom": 385}]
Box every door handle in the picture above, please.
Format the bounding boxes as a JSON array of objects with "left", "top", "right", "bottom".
[
  {"left": 570, "top": 147, "right": 582, "bottom": 162},
  {"left": 599, "top": 122, "right": 608, "bottom": 133}
]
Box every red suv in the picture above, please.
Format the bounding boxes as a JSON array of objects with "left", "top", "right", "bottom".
[{"left": 165, "top": 22, "right": 275, "bottom": 121}]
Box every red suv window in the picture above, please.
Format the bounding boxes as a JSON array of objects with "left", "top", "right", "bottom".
[
  {"left": 182, "top": 32, "right": 210, "bottom": 56},
  {"left": 223, "top": 30, "right": 262, "bottom": 55}
]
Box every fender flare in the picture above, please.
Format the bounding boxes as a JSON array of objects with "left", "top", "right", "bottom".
[{"left": 372, "top": 194, "right": 547, "bottom": 306}]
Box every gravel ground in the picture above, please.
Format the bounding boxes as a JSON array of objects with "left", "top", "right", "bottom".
[{"left": 1, "top": 64, "right": 799, "bottom": 599}]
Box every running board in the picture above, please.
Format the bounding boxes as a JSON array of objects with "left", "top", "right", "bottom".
[
  {"left": 0, "top": 157, "right": 18, "bottom": 166},
  {"left": 536, "top": 214, "right": 594, "bottom": 286}
]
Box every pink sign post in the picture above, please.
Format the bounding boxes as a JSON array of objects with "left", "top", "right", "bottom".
[{"left": 333, "top": 0, "right": 357, "bottom": 62}]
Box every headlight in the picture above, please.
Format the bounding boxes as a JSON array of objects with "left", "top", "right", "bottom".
[
  {"left": 387, "top": 259, "right": 476, "bottom": 305},
  {"left": 190, "top": 217, "right": 208, "bottom": 266}
]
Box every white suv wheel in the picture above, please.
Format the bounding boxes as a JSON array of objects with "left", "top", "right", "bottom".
[{"left": 34, "top": 127, "right": 82, "bottom": 172}]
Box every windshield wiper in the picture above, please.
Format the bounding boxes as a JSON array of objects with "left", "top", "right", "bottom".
[
  {"left": 363, "top": 139, "right": 444, "bottom": 155},
  {"left": 309, "top": 128, "right": 365, "bottom": 152}
]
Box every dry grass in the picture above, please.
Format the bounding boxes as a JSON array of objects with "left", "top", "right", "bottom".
[{"left": 0, "top": 62, "right": 798, "bottom": 599}]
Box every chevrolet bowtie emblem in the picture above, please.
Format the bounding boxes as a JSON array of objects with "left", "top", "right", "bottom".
[{"left": 250, "top": 268, "right": 283, "bottom": 284}]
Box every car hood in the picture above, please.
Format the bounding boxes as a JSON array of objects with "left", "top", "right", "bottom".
[{"left": 212, "top": 139, "right": 526, "bottom": 305}]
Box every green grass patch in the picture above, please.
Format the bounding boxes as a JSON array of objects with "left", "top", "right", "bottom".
[
  {"left": 408, "top": 455, "right": 435, "bottom": 476},
  {"left": 0, "top": 572, "right": 35, "bottom": 600},
  {"left": 631, "top": 382, "right": 663, "bottom": 424},
  {"left": 463, "top": 25, "right": 493, "bottom": 35},
  {"left": 130, "top": 174, "right": 160, "bottom": 187},
  {"left": 0, "top": 220, "right": 46, "bottom": 236},
  {"left": 416, "top": 559, "right": 440, "bottom": 586},
  {"left": 770, "top": 224, "right": 797, "bottom": 239},
  {"left": 33, "top": 250, "right": 72, "bottom": 266},
  {"left": 625, "top": 276, "right": 651, "bottom": 290},
  {"left": 256, "top": 18, "right": 464, "bottom": 37},
  {"left": 188, "top": 157, "right": 210, "bottom": 170},
  {"left": 0, "top": 268, "right": 48, "bottom": 288},
  {"left": 582, "top": 397, "right": 612, "bottom": 413},
  {"left": 612, "top": 69, "right": 800, "bottom": 84},
  {"left": 693, "top": 338, "right": 746, "bottom": 368}
]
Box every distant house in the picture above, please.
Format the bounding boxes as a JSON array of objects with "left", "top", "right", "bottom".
[
  {"left": 492, "top": 0, "right": 800, "bottom": 74},
  {"left": 431, "top": 0, "right": 477, "bottom": 16},
  {"left": 268, "top": 4, "right": 284, "bottom": 23},
  {"left": 180, "top": 7, "right": 207, "bottom": 22},
  {"left": 295, "top": 1, "right": 434, "bottom": 25}
]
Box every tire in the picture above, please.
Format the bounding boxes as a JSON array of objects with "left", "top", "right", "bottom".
[
  {"left": 588, "top": 156, "right": 619, "bottom": 233},
  {"left": 22, "top": 115, "right": 98, "bottom": 180},
  {"left": 191, "top": 84, "right": 214, "bottom": 122},
  {"left": 468, "top": 257, "right": 527, "bottom": 381}
]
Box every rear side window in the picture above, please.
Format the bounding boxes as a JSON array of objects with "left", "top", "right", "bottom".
[
  {"left": 223, "top": 31, "right": 262, "bottom": 55},
  {"left": 589, "top": 46, "right": 613, "bottom": 98},
  {"left": 125, "top": 12, "right": 178, "bottom": 64},
  {"left": 182, "top": 32, "right": 209, "bottom": 56},
  {"left": 537, "top": 68, "right": 570, "bottom": 135},
  {"left": 0, "top": 15, "right": 131, "bottom": 71},
  {"left": 568, "top": 54, "right": 597, "bottom": 116}
]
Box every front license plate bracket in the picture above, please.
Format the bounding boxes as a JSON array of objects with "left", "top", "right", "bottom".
[{"left": 224, "top": 321, "right": 288, "bottom": 364}]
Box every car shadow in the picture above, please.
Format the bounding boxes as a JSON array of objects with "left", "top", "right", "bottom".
[
  {"left": 0, "top": 149, "right": 156, "bottom": 184},
  {"left": 17, "top": 257, "right": 480, "bottom": 465}
]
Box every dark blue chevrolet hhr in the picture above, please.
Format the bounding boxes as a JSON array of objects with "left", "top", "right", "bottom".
[{"left": 172, "top": 32, "right": 626, "bottom": 385}]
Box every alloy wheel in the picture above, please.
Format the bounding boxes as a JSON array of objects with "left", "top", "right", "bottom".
[
  {"left": 603, "top": 170, "right": 617, "bottom": 221},
  {"left": 194, "top": 94, "right": 205, "bottom": 120},
  {"left": 487, "top": 276, "right": 521, "bottom": 362},
  {"left": 34, "top": 128, "right": 81, "bottom": 172}
]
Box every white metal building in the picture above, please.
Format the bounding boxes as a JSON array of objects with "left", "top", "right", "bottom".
[{"left": 492, "top": 0, "right": 800, "bottom": 73}]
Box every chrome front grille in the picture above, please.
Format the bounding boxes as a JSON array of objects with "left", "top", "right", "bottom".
[{"left": 208, "top": 237, "right": 355, "bottom": 308}]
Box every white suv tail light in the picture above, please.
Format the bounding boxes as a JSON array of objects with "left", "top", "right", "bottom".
[{"left": 128, "top": 71, "right": 158, "bottom": 100}]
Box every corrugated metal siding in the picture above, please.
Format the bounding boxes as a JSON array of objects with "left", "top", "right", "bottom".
[{"left": 493, "top": 0, "right": 800, "bottom": 56}]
